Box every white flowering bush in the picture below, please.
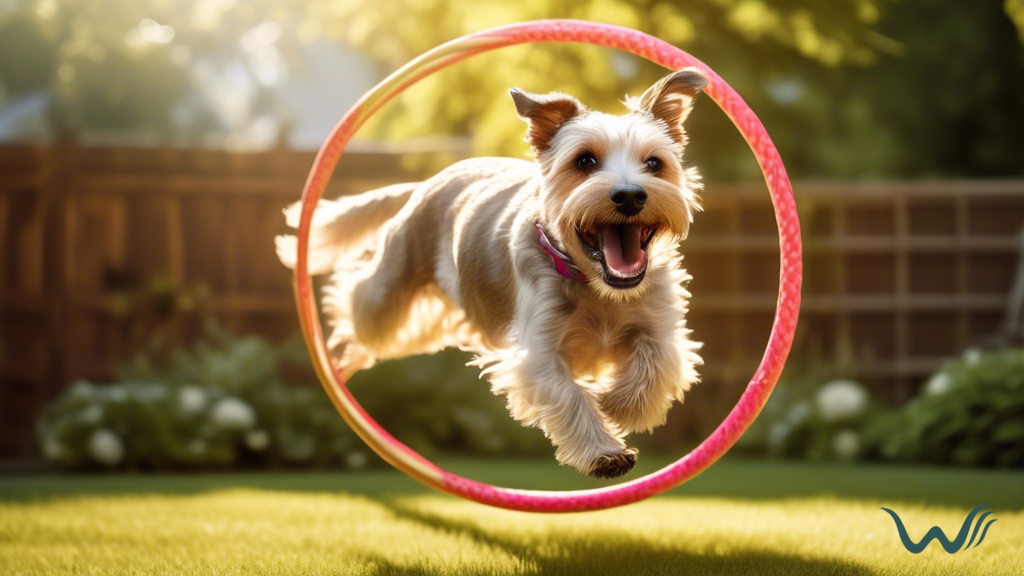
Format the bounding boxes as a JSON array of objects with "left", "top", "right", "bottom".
[
  {"left": 36, "top": 377, "right": 363, "bottom": 470},
  {"left": 38, "top": 324, "right": 548, "bottom": 471},
  {"left": 738, "top": 369, "right": 890, "bottom": 462},
  {"left": 740, "top": 347, "right": 1024, "bottom": 468},
  {"left": 881, "top": 348, "right": 1024, "bottom": 468},
  {"left": 771, "top": 385, "right": 886, "bottom": 462},
  {"left": 344, "top": 347, "right": 549, "bottom": 459}
]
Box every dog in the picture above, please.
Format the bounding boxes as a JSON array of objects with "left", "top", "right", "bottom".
[{"left": 276, "top": 69, "right": 707, "bottom": 479}]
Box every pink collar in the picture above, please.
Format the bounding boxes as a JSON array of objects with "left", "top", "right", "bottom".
[{"left": 536, "top": 221, "right": 588, "bottom": 281}]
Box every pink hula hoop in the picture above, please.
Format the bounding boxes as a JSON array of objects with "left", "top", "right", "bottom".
[{"left": 293, "top": 19, "right": 802, "bottom": 512}]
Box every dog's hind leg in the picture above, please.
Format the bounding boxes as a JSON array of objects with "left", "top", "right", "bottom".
[
  {"left": 322, "top": 258, "right": 377, "bottom": 375},
  {"left": 347, "top": 209, "right": 456, "bottom": 360}
]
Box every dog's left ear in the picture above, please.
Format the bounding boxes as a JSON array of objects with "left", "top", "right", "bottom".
[
  {"left": 510, "top": 88, "right": 584, "bottom": 154},
  {"left": 637, "top": 68, "right": 708, "bottom": 144}
]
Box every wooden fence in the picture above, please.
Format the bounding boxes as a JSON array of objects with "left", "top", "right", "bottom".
[{"left": 1, "top": 140, "right": 1022, "bottom": 455}]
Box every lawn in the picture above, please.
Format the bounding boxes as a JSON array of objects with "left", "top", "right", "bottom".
[{"left": 1, "top": 458, "right": 1022, "bottom": 575}]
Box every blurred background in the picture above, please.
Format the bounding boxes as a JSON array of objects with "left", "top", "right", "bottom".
[{"left": 1, "top": 0, "right": 1023, "bottom": 474}]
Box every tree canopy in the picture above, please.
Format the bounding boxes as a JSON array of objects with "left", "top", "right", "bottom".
[{"left": 1, "top": 0, "right": 1021, "bottom": 178}]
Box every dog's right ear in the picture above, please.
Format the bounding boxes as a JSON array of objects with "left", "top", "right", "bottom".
[
  {"left": 636, "top": 68, "right": 708, "bottom": 145},
  {"left": 510, "top": 89, "right": 583, "bottom": 154}
]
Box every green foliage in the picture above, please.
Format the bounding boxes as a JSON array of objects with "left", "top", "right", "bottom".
[
  {"left": 4, "top": 0, "right": 1022, "bottom": 178},
  {"left": 745, "top": 347, "right": 1024, "bottom": 468},
  {"left": 119, "top": 322, "right": 303, "bottom": 394},
  {"left": 38, "top": 327, "right": 364, "bottom": 470},
  {"left": 739, "top": 373, "right": 892, "bottom": 462},
  {"left": 881, "top": 348, "right": 1024, "bottom": 467},
  {"left": 349, "top": 349, "right": 549, "bottom": 459},
  {"left": 1, "top": 0, "right": 895, "bottom": 174},
  {"left": 0, "top": 0, "right": 302, "bottom": 139},
  {"left": 314, "top": 0, "right": 900, "bottom": 177},
  {"left": 834, "top": 0, "right": 1024, "bottom": 177},
  {"left": 1010, "top": 0, "right": 1024, "bottom": 42},
  {"left": 37, "top": 379, "right": 364, "bottom": 470},
  {"left": 38, "top": 324, "right": 547, "bottom": 471}
]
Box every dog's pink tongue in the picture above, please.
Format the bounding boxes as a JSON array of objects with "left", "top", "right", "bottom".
[{"left": 602, "top": 224, "right": 646, "bottom": 277}]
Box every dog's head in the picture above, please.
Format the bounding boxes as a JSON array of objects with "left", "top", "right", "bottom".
[{"left": 511, "top": 69, "right": 707, "bottom": 301}]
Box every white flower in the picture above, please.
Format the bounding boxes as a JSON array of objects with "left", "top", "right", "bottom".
[
  {"left": 832, "top": 429, "right": 861, "bottom": 460},
  {"left": 68, "top": 381, "right": 95, "bottom": 400},
  {"left": 963, "top": 348, "right": 983, "bottom": 365},
  {"left": 178, "top": 386, "right": 207, "bottom": 415},
  {"left": 244, "top": 430, "right": 270, "bottom": 451},
  {"left": 767, "top": 421, "right": 792, "bottom": 450},
  {"left": 89, "top": 429, "right": 125, "bottom": 466},
  {"left": 77, "top": 404, "right": 103, "bottom": 424},
  {"left": 42, "top": 436, "right": 65, "bottom": 461},
  {"left": 925, "top": 372, "right": 953, "bottom": 396},
  {"left": 786, "top": 401, "right": 812, "bottom": 425},
  {"left": 346, "top": 451, "right": 368, "bottom": 469},
  {"left": 816, "top": 380, "right": 869, "bottom": 421},
  {"left": 210, "top": 397, "right": 256, "bottom": 429}
]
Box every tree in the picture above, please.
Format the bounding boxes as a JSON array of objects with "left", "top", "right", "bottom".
[
  {"left": 0, "top": 1, "right": 891, "bottom": 156},
  {"left": 0, "top": 0, "right": 304, "bottom": 144},
  {"left": 850, "top": 0, "right": 1024, "bottom": 177},
  {"left": 301, "top": 0, "right": 898, "bottom": 175},
  {"left": 2, "top": 0, "right": 1022, "bottom": 178}
]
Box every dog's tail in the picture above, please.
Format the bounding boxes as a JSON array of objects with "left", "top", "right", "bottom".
[{"left": 275, "top": 182, "right": 416, "bottom": 274}]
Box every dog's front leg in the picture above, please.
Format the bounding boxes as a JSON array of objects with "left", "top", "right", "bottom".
[
  {"left": 600, "top": 318, "right": 701, "bottom": 435},
  {"left": 488, "top": 278, "right": 638, "bottom": 479}
]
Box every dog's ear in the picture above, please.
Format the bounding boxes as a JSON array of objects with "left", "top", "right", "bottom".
[
  {"left": 509, "top": 89, "right": 583, "bottom": 154},
  {"left": 637, "top": 68, "right": 708, "bottom": 144}
]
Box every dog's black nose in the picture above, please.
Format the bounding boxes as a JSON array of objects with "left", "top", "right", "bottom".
[{"left": 609, "top": 184, "right": 647, "bottom": 216}]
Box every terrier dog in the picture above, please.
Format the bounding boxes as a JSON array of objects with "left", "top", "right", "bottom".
[{"left": 277, "top": 69, "right": 707, "bottom": 478}]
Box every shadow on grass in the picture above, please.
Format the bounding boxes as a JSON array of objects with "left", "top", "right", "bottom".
[{"left": 358, "top": 499, "right": 874, "bottom": 576}]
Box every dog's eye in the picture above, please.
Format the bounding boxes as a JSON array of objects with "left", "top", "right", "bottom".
[
  {"left": 576, "top": 152, "right": 598, "bottom": 171},
  {"left": 645, "top": 157, "right": 663, "bottom": 173}
]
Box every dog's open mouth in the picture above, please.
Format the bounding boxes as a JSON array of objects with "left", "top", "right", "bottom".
[{"left": 577, "top": 223, "right": 658, "bottom": 288}]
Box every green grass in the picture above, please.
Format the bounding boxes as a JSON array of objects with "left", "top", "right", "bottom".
[{"left": 1, "top": 458, "right": 1022, "bottom": 575}]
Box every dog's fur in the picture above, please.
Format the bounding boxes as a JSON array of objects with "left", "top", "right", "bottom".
[{"left": 276, "top": 69, "right": 707, "bottom": 478}]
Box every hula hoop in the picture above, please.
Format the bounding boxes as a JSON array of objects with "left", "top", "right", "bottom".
[{"left": 293, "top": 19, "right": 802, "bottom": 512}]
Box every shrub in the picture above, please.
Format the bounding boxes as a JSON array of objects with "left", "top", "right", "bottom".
[
  {"left": 38, "top": 324, "right": 548, "bottom": 470},
  {"left": 880, "top": 348, "right": 1024, "bottom": 467},
  {"left": 760, "top": 379, "right": 892, "bottom": 461},
  {"left": 37, "top": 378, "right": 364, "bottom": 471},
  {"left": 736, "top": 344, "right": 891, "bottom": 462},
  {"left": 348, "top": 349, "right": 549, "bottom": 459}
]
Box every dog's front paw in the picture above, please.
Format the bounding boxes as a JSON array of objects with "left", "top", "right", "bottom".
[{"left": 588, "top": 447, "right": 639, "bottom": 479}]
